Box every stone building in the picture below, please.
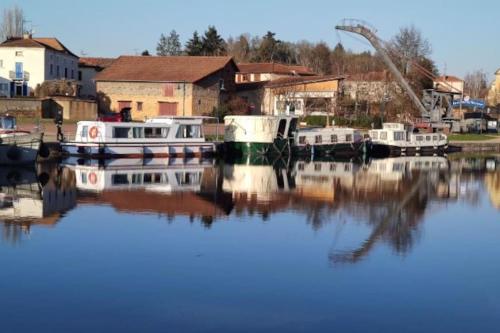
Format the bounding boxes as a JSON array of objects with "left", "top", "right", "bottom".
[
  {"left": 237, "top": 75, "right": 344, "bottom": 116},
  {"left": 95, "top": 56, "right": 238, "bottom": 118},
  {"left": 78, "top": 57, "right": 115, "bottom": 99},
  {"left": 342, "top": 71, "right": 402, "bottom": 104}
]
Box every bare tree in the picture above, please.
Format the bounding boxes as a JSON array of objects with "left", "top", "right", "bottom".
[
  {"left": 0, "top": 5, "right": 24, "bottom": 41},
  {"left": 390, "top": 25, "right": 432, "bottom": 75},
  {"left": 464, "top": 70, "right": 488, "bottom": 99}
]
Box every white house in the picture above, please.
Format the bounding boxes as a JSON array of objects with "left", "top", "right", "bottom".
[
  {"left": 78, "top": 57, "right": 115, "bottom": 98},
  {"left": 0, "top": 34, "right": 78, "bottom": 98}
]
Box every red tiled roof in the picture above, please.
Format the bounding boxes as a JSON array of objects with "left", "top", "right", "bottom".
[
  {"left": 265, "top": 75, "right": 344, "bottom": 88},
  {"left": 0, "top": 37, "right": 77, "bottom": 57},
  {"left": 434, "top": 75, "right": 463, "bottom": 82},
  {"left": 237, "top": 62, "right": 316, "bottom": 75},
  {"left": 79, "top": 57, "right": 116, "bottom": 69},
  {"left": 95, "top": 55, "right": 237, "bottom": 83}
]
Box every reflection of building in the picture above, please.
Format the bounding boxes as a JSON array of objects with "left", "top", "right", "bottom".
[
  {"left": 485, "top": 172, "right": 500, "bottom": 209},
  {"left": 487, "top": 69, "right": 500, "bottom": 106},
  {"left": 1, "top": 165, "right": 76, "bottom": 243}
]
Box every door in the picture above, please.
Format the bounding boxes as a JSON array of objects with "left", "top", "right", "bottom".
[
  {"left": 158, "top": 102, "right": 178, "bottom": 116},
  {"left": 117, "top": 101, "right": 131, "bottom": 112}
]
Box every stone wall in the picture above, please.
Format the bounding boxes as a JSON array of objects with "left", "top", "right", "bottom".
[
  {"left": 51, "top": 97, "right": 97, "bottom": 120},
  {"left": 0, "top": 97, "right": 44, "bottom": 118},
  {"left": 342, "top": 80, "right": 402, "bottom": 103}
]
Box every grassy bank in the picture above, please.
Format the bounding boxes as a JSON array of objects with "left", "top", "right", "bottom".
[{"left": 448, "top": 133, "right": 499, "bottom": 141}]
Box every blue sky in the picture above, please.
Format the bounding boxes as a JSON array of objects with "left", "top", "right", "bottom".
[{"left": 2, "top": 0, "right": 498, "bottom": 80}]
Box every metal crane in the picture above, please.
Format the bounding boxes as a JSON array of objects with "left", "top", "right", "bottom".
[{"left": 335, "top": 19, "right": 453, "bottom": 129}]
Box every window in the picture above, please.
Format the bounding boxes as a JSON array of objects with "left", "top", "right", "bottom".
[
  {"left": 315, "top": 135, "right": 322, "bottom": 144},
  {"left": 416, "top": 135, "right": 424, "bottom": 142},
  {"left": 345, "top": 134, "right": 353, "bottom": 142},
  {"left": 163, "top": 83, "right": 174, "bottom": 97},
  {"left": 15, "top": 62, "right": 23, "bottom": 79},
  {"left": 370, "top": 131, "right": 378, "bottom": 140},
  {"left": 71, "top": 69, "right": 74, "bottom": 79},
  {"left": 241, "top": 74, "right": 250, "bottom": 82},
  {"left": 137, "top": 101, "right": 143, "bottom": 111},
  {"left": 145, "top": 127, "right": 168, "bottom": 138},
  {"left": 277, "top": 119, "right": 287, "bottom": 138},
  {"left": 15, "top": 51, "right": 23, "bottom": 56},
  {"left": 433, "top": 135, "right": 438, "bottom": 141},
  {"left": 314, "top": 163, "right": 322, "bottom": 171},
  {"left": 64, "top": 67, "right": 68, "bottom": 78},
  {"left": 56, "top": 66, "right": 60, "bottom": 77},
  {"left": 50, "top": 64, "right": 53, "bottom": 75},
  {"left": 426, "top": 135, "right": 431, "bottom": 141},
  {"left": 132, "top": 127, "right": 143, "bottom": 138},
  {"left": 81, "top": 126, "right": 88, "bottom": 138},
  {"left": 78, "top": 70, "right": 82, "bottom": 81},
  {"left": 112, "top": 174, "right": 129, "bottom": 185},
  {"left": 331, "top": 134, "right": 338, "bottom": 143},
  {"left": 380, "top": 131, "right": 387, "bottom": 140},
  {"left": 81, "top": 173, "right": 87, "bottom": 184},
  {"left": 254, "top": 73, "right": 261, "bottom": 81},
  {"left": 176, "top": 125, "right": 200, "bottom": 138},
  {"left": 393, "top": 131, "right": 405, "bottom": 141},
  {"left": 298, "top": 136, "right": 306, "bottom": 144},
  {"left": 113, "top": 127, "right": 131, "bottom": 138},
  {"left": 288, "top": 118, "right": 298, "bottom": 137}
]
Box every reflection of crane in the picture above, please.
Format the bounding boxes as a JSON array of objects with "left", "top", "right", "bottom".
[{"left": 335, "top": 19, "right": 456, "bottom": 129}]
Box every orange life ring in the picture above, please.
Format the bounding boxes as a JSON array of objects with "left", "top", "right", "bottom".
[
  {"left": 89, "top": 126, "right": 99, "bottom": 139},
  {"left": 88, "top": 172, "right": 97, "bottom": 184}
]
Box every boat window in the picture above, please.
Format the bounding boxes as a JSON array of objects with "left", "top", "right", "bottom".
[
  {"left": 133, "top": 127, "right": 144, "bottom": 138},
  {"left": 143, "top": 173, "right": 153, "bottom": 184},
  {"left": 344, "top": 164, "right": 351, "bottom": 172},
  {"left": 288, "top": 118, "right": 298, "bottom": 137},
  {"left": 131, "top": 174, "right": 142, "bottom": 184},
  {"left": 113, "top": 127, "right": 131, "bottom": 138},
  {"left": 315, "top": 135, "right": 322, "bottom": 144},
  {"left": 176, "top": 125, "right": 201, "bottom": 138},
  {"left": 331, "top": 134, "right": 338, "bottom": 143},
  {"left": 298, "top": 136, "right": 306, "bottom": 144},
  {"left": 346, "top": 134, "right": 353, "bottom": 142},
  {"left": 426, "top": 135, "right": 431, "bottom": 141},
  {"left": 433, "top": 135, "right": 438, "bottom": 141},
  {"left": 380, "top": 131, "right": 387, "bottom": 140},
  {"left": 81, "top": 126, "right": 88, "bottom": 138},
  {"left": 277, "top": 119, "right": 287, "bottom": 138},
  {"left": 416, "top": 135, "right": 424, "bottom": 141},
  {"left": 314, "top": 163, "right": 322, "bottom": 171},
  {"left": 81, "top": 173, "right": 87, "bottom": 184},
  {"left": 393, "top": 131, "right": 405, "bottom": 141},
  {"left": 370, "top": 131, "right": 378, "bottom": 140},
  {"left": 298, "top": 163, "right": 304, "bottom": 171},
  {"left": 112, "top": 174, "right": 129, "bottom": 185},
  {"left": 146, "top": 127, "right": 169, "bottom": 138},
  {"left": 330, "top": 163, "right": 336, "bottom": 171},
  {"left": 1, "top": 116, "right": 16, "bottom": 129}
]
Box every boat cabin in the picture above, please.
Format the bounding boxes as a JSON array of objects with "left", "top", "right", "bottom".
[
  {"left": 369, "top": 123, "right": 448, "bottom": 148},
  {"left": 296, "top": 127, "right": 363, "bottom": 146},
  {"left": 72, "top": 117, "right": 208, "bottom": 143},
  {"left": 224, "top": 115, "right": 298, "bottom": 144}
]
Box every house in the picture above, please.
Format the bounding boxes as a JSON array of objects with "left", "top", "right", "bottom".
[
  {"left": 78, "top": 57, "right": 115, "bottom": 98},
  {"left": 0, "top": 34, "right": 78, "bottom": 97},
  {"left": 235, "top": 62, "right": 315, "bottom": 83},
  {"left": 237, "top": 75, "right": 344, "bottom": 116},
  {"left": 433, "top": 75, "right": 464, "bottom": 97},
  {"left": 487, "top": 69, "right": 500, "bottom": 107},
  {"left": 95, "top": 55, "right": 238, "bottom": 118}
]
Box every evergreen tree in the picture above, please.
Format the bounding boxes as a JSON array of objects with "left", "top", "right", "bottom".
[
  {"left": 185, "top": 31, "right": 204, "bottom": 56},
  {"left": 201, "top": 26, "right": 226, "bottom": 56},
  {"left": 156, "top": 30, "right": 182, "bottom": 56},
  {"left": 255, "top": 31, "right": 281, "bottom": 62}
]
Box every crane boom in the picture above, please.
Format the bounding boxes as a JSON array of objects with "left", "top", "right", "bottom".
[{"left": 335, "top": 21, "right": 431, "bottom": 120}]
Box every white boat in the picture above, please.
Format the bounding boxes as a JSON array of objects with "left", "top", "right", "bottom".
[
  {"left": 61, "top": 116, "right": 216, "bottom": 159},
  {"left": 0, "top": 115, "right": 44, "bottom": 165},
  {"left": 224, "top": 115, "right": 298, "bottom": 157},
  {"left": 294, "top": 126, "right": 369, "bottom": 157},
  {"left": 369, "top": 123, "right": 448, "bottom": 157}
]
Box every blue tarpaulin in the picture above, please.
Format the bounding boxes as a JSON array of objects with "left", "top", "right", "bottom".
[{"left": 452, "top": 99, "right": 486, "bottom": 109}]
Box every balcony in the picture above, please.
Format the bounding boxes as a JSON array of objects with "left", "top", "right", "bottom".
[{"left": 9, "top": 70, "right": 30, "bottom": 81}]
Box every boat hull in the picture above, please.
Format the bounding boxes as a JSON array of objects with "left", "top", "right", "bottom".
[
  {"left": 0, "top": 133, "right": 42, "bottom": 165},
  {"left": 370, "top": 143, "right": 448, "bottom": 157},
  {"left": 61, "top": 142, "right": 216, "bottom": 159},
  {"left": 224, "top": 139, "right": 292, "bottom": 158}
]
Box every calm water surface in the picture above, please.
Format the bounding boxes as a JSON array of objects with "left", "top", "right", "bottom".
[{"left": 0, "top": 155, "right": 499, "bottom": 333}]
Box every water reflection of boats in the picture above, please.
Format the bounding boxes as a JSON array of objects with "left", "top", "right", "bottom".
[
  {"left": 0, "top": 165, "right": 76, "bottom": 243},
  {"left": 68, "top": 158, "right": 233, "bottom": 225},
  {"left": 65, "top": 158, "right": 215, "bottom": 193}
]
